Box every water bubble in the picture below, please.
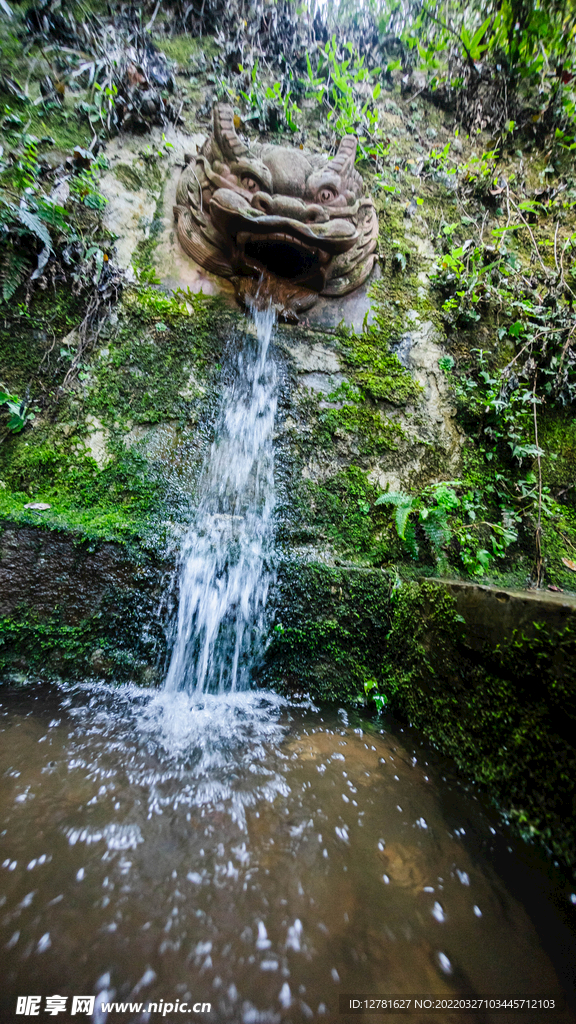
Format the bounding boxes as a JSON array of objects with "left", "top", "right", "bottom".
[
  {"left": 432, "top": 902, "right": 446, "bottom": 923},
  {"left": 286, "top": 919, "right": 303, "bottom": 952},
  {"left": 36, "top": 933, "right": 51, "bottom": 953},
  {"left": 133, "top": 968, "right": 156, "bottom": 993},
  {"left": 279, "top": 983, "right": 291, "bottom": 1008},
  {"left": 437, "top": 952, "right": 452, "bottom": 974},
  {"left": 256, "top": 922, "right": 271, "bottom": 950}
]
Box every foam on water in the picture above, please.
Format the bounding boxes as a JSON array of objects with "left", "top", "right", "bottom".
[
  {"left": 164, "top": 304, "right": 278, "bottom": 695},
  {"left": 62, "top": 681, "right": 290, "bottom": 830}
]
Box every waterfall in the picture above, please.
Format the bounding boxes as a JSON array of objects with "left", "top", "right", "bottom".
[{"left": 164, "top": 304, "right": 278, "bottom": 694}]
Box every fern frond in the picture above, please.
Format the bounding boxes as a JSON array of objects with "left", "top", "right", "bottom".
[
  {"left": 403, "top": 522, "right": 419, "bottom": 559},
  {"left": 422, "top": 509, "right": 451, "bottom": 554},
  {"left": 17, "top": 208, "right": 53, "bottom": 251},
  {"left": 395, "top": 503, "right": 412, "bottom": 540},
  {"left": 35, "top": 198, "right": 69, "bottom": 231},
  {"left": 374, "top": 490, "right": 412, "bottom": 508},
  {"left": 0, "top": 251, "right": 31, "bottom": 302}
]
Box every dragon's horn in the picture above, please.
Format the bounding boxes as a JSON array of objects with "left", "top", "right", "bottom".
[
  {"left": 213, "top": 103, "right": 248, "bottom": 161},
  {"left": 330, "top": 135, "right": 357, "bottom": 178}
]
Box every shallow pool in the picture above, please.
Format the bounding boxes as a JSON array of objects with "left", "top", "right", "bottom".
[{"left": 1, "top": 683, "right": 574, "bottom": 1023}]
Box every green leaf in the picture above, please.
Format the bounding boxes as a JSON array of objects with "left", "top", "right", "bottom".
[
  {"left": 403, "top": 522, "right": 419, "bottom": 559},
  {"left": 395, "top": 503, "right": 412, "bottom": 540},
  {"left": 0, "top": 251, "right": 31, "bottom": 302},
  {"left": 470, "top": 15, "right": 492, "bottom": 53},
  {"left": 374, "top": 491, "right": 412, "bottom": 508},
  {"left": 17, "top": 209, "right": 53, "bottom": 251},
  {"left": 476, "top": 549, "right": 491, "bottom": 571}
]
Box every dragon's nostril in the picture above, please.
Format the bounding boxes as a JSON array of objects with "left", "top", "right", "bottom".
[
  {"left": 306, "top": 205, "right": 329, "bottom": 224},
  {"left": 251, "top": 192, "right": 273, "bottom": 214}
]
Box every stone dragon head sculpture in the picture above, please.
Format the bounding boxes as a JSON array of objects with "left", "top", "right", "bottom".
[{"left": 173, "top": 103, "right": 378, "bottom": 319}]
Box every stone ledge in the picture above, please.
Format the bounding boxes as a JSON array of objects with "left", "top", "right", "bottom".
[{"left": 431, "top": 578, "right": 576, "bottom": 650}]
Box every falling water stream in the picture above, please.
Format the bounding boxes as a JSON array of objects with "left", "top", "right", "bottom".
[
  {"left": 1, "top": 306, "right": 576, "bottom": 1023},
  {"left": 165, "top": 304, "right": 278, "bottom": 696}
]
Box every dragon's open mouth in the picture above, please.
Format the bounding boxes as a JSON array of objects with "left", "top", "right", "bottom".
[{"left": 236, "top": 230, "right": 328, "bottom": 289}]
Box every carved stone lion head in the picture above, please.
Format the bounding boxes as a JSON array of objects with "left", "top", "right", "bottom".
[{"left": 173, "top": 103, "right": 378, "bottom": 319}]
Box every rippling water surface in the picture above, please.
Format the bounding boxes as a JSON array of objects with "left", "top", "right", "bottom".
[{"left": 1, "top": 683, "right": 575, "bottom": 1023}]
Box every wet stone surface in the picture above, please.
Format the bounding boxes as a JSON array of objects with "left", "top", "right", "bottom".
[{"left": 1, "top": 685, "right": 575, "bottom": 1023}]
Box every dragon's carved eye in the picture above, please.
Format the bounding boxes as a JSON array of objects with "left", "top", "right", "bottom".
[
  {"left": 318, "top": 186, "right": 337, "bottom": 203},
  {"left": 242, "top": 175, "right": 260, "bottom": 193}
]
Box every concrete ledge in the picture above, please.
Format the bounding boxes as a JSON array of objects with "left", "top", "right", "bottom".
[{"left": 431, "top": 578, "right": 576, "bottom": 650}]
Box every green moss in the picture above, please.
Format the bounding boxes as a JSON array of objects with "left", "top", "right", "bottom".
[
  {"left": 539, "top": 408, "right": 576, "bottom": 507},
  {"left": 88, "top": 290, "right": 227, "bottom": 426},
  {"left": 0, "top": 575, "right": 166, "bottom": 684},
  {"left": 113, "top": 164, "right": 146, "bottom": 192},
  {"left": 114, "top": 158, "right": 164, "bottom": 195},
  {"left": 286, "top": 466, "right": 395, "bottom": 562},
  {"left": 156, "top": 34, "right": 218, "bottom": 65},
  {"left": 339, "top": 324, "right": 422, "bottom": 404},
  {"left": 317, "top": 396, "right": 403, "bottom": 457},
  {"left": 0, "top": 289, "right": 86, "bottom": 393},
  {"left": 336, "top": 292, "right": 423, "bottom": 406},
  {"left": 0, "top": 428, "right": 173, "bottom": 547},
  {"left": 381, "top": 580, "right": 576, "bottom": 874},
  {"left": 27, "top": 106, "right": 92, "bottom": 153},
  {"left": 0, "top": 285, "right": 234, "bottom": 547},
  {"left": 127, "top": 175, "right": 166, "bottom": 282},
  {"left": 263, "top": 562, "right": 393, "bottom": 702}
]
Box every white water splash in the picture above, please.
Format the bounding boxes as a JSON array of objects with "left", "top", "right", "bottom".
[{"left": 164, "top": 305, "right": 278, "bottom": 694}]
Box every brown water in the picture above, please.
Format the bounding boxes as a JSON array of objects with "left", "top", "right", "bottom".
[{"left": 1, "top": 682, "right": 575, "bottom": 1024}]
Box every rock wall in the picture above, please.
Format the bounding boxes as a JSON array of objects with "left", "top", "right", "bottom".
[{"left": 0, "top": 523, "right": 169, "bottom": 685}]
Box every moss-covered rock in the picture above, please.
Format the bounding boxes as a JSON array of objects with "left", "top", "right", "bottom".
[{"left": 0, "top": 522, "right": 169, "bottom": 684}]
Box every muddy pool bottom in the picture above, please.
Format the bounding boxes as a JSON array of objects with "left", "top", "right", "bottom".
[{"left": 1, "top": 684, "right": 575, "bottom": 1024}]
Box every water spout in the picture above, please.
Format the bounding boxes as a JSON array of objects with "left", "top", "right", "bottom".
[{"left": 164, "top": 303, "right": 278, "bottom": 694}]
